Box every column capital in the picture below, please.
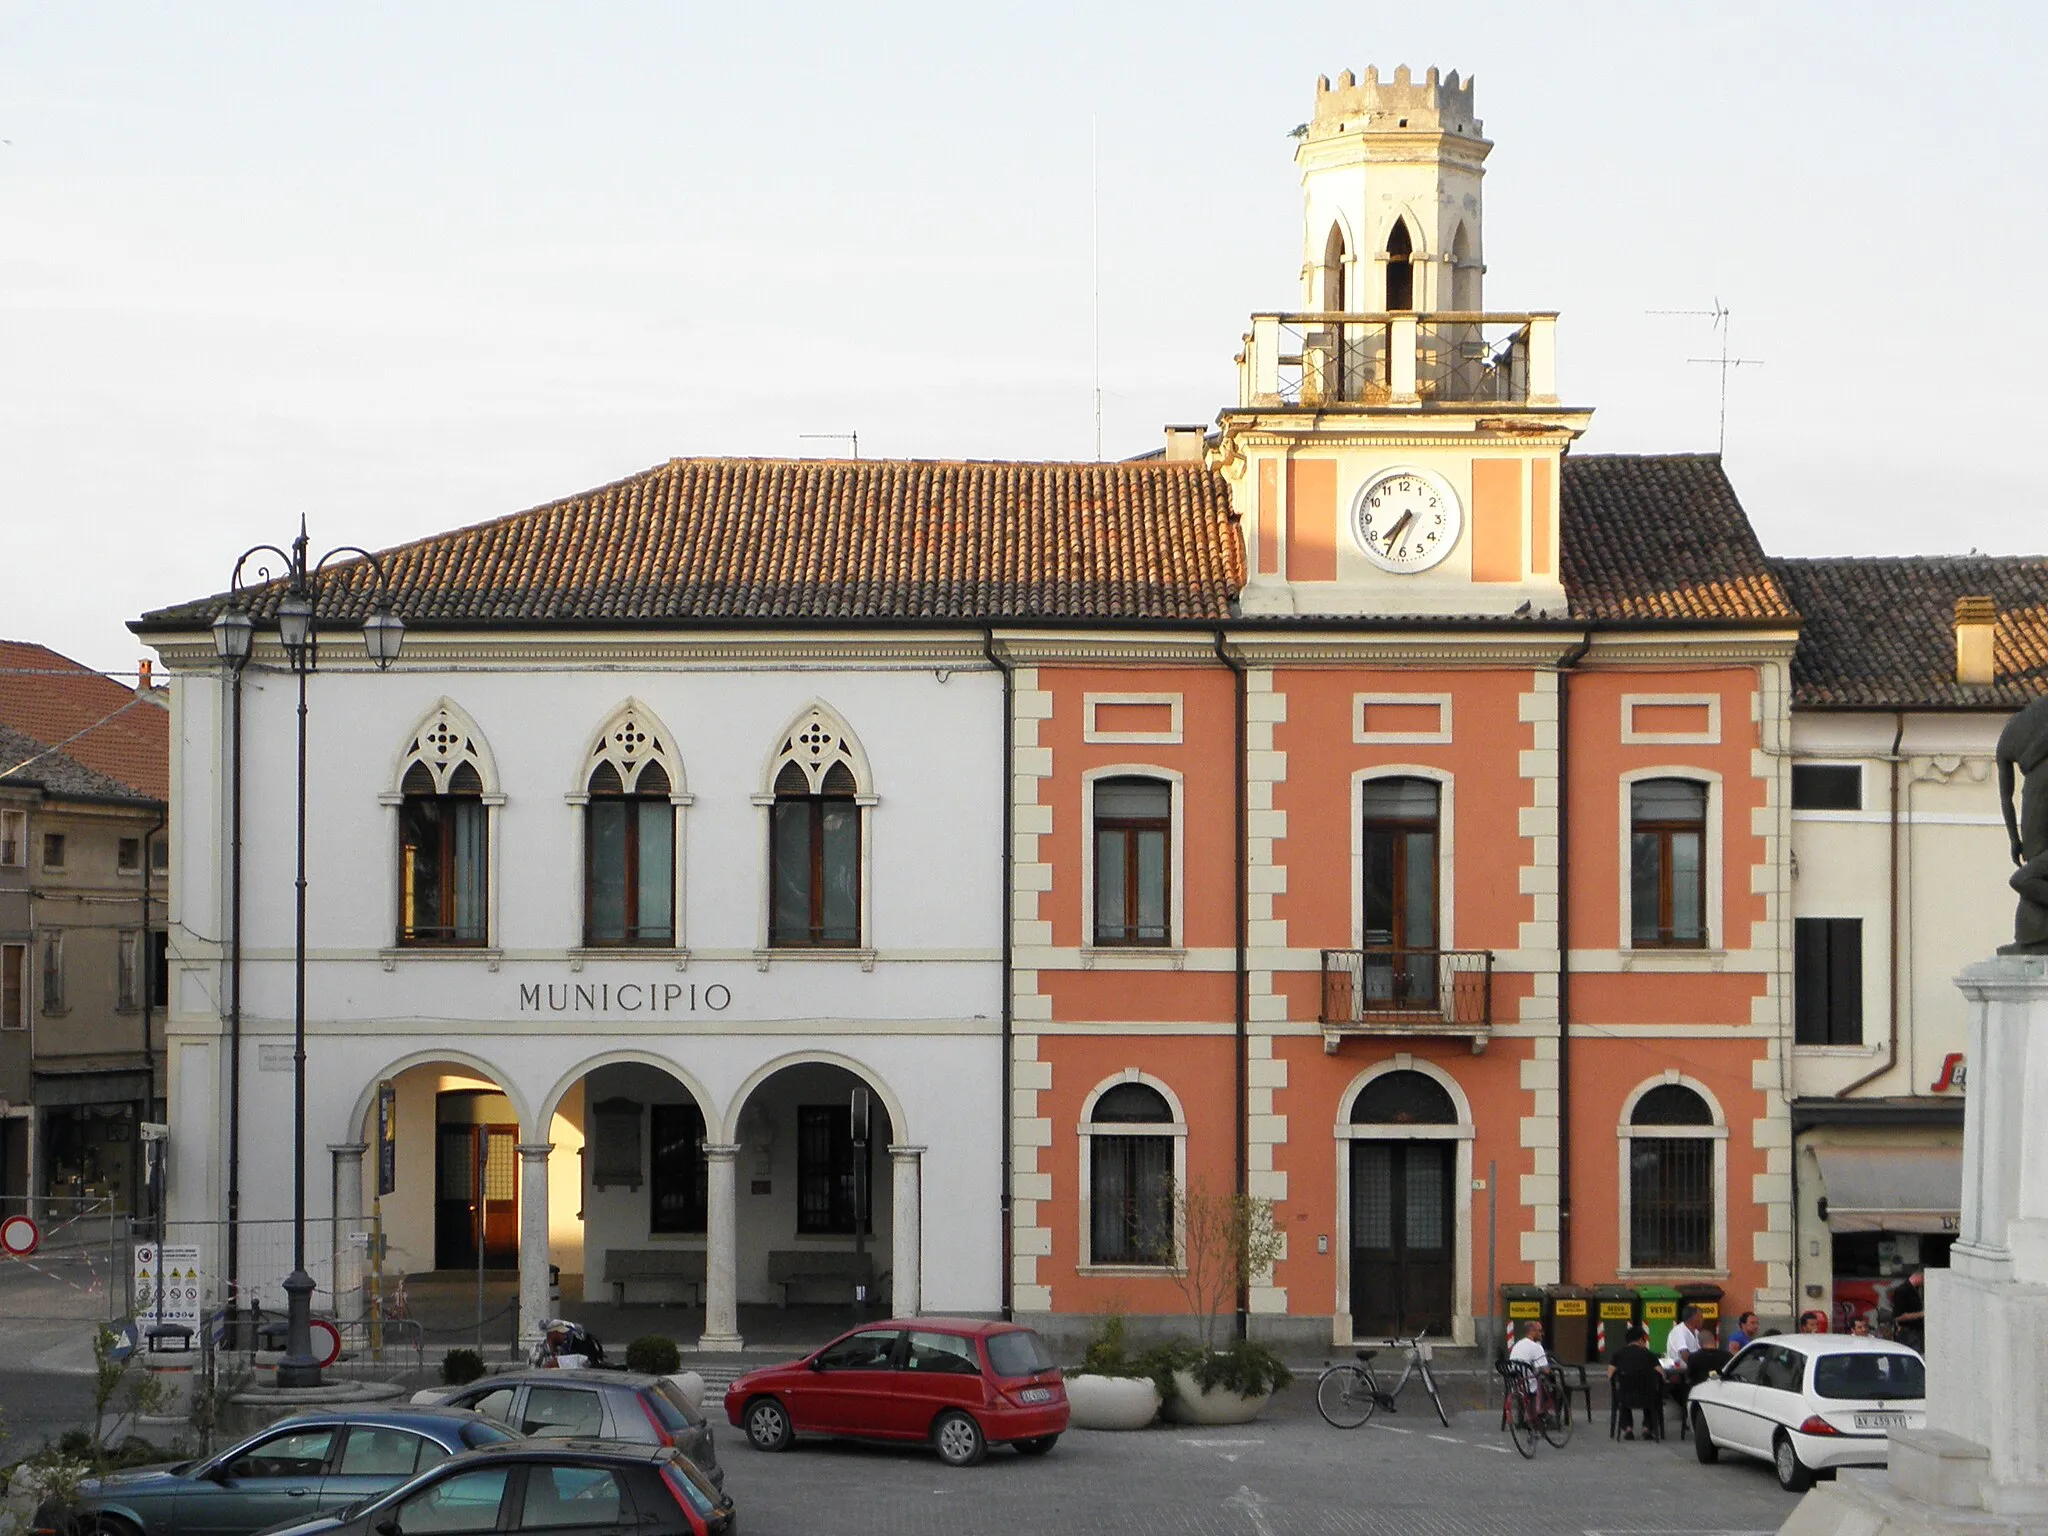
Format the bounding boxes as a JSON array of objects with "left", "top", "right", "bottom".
[
  {"left": 515, "top": 1143, "right": 555, "bottom": 1159},
  {"left": 887, "top": 1144, "right": 927, "bottom": 1161},
  {"left": 327, "top": 1142, "right": 369, "bottom": 1159},
  {"left": 703, "top": 1142, "right": 743, "bottom": 1161}
]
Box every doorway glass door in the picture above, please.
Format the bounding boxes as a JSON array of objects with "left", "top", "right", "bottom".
[{"left": 1349, "top": 1139, "right": 1454, "bottom": 1337}]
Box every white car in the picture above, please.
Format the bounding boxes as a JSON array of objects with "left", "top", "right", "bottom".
[{"left": 1688, "top": 1335, "right": 1925, "bottom": 1491}]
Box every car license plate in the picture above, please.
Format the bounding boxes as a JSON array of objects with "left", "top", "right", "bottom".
[
  {"left": 1854, "top": 1412, "right": 1908, "bottom": 1430},
  {"left": 1019, "top": 1387, "right": 1054, "bottom": 1403}
]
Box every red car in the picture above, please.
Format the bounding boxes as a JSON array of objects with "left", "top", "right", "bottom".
[{"left": 724, "top": 1318, "right": 1068, "bottom": 1467}]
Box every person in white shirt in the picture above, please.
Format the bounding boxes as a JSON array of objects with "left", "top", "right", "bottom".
[
  {"left": 1509, "top": 1319, "right": 1551, "bottom": 1371},
  {"left": 1663, "top": 1307, "right": 1703, "bottom": 1374}
]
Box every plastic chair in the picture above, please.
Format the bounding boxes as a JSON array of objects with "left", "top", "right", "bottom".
[{"left": 1609, "top": 1371, "right": 1665, "bottom": 1440}]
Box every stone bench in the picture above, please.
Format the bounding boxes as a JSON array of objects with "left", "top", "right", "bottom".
[
  {"left": 603, "top": 1248, "right": 707, "bottom": 1305},
  {"left": 766, "top": 1249, "right": 875, "bottom": 1306}
]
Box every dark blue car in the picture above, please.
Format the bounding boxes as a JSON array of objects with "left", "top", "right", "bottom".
[{"left": 58, "top": 1408, "right": 515, "bottom": 1536}]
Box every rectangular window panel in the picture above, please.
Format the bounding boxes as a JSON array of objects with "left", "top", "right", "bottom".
[
  {"left": 1352, "top": 1143, "right": 1393, "bottom": 1250},
  {"left": 1403, "top": 1149, "right": 1446, "bottom": 1250},
  {"left": 586, "top": 800, "right": 628, "bottom": 943},
  {"left": 820, "top": 800, "right": 860, "bottom": 943},
  {"left": 117, "top": 931, "right": 139, "bottom": 1011},
  {"left": 1630, "top": 831, "right": 1663, "bottom": 945},
  {"left": 0, "top": 810, "right": 24, "bottom": 867},
  {"left": 1795, "top": 917, "right": 1864, "bottom": 1046},
  {"left": 1094, "top": 829, "right": 1126, "bottom": 940},
  {"left": 1402, "top": 829, "right": 1436, "bottom": 949},
  {"left": 149, "top": 931, "right": 169, "bottom": 1010},
  {"left": 1090, "top": 1135, "right": 1172, "bottom": 1264},
  {"left": 1792, "top": 764, "right": 1862, "bottom": 811},
  {"left": 42, "top": 833, "right": 65, "bottom": 869},
  {"left": 2, "top": 943, "right": 24, "bottom": 1028},
  {"left": 1629, "top": 1136, "right": 1713, "bottom": 1268},
  {"left": 1133, "top": 827, "right": 1167, "bottom": 941},
  {"left": 401, "top": 799, "right": 445, "bottom": 938},
  {"left": 117, "top": 837, "right": 141, "bottom": 872},
  {"left": 451, "top": 800, "right": 488, "bottom": 943},
  {"left": 649, "top": 1101, "right": 707, "bottom": 1234},
  {"left": 636, "top": 802, "right": 674, "bottom": 942},
  {"left": 1669, "top": 830, "right": 1703, "bottom": 944},
  {"left": 1362, "top": 830, "right": 1396, "bottom": 947},
  {"left": 40, "top": 931, "right": 62, "bottom": 1012},
  {"left": 770, "top": 801, "right": 811, "bottom": 945}
]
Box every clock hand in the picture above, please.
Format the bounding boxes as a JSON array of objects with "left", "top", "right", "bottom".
[{"left": 1384, "top": 510, "right": 1414, "bottom": 555}]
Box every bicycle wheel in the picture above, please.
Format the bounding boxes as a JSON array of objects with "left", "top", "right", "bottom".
[
  {"left": 1316, "top": 1366, "right": 1377, "bottom": 1429},
  {"left": 1419, "top": 1361, "right": 1450, "bottom": 1427},
  {"left": 1541, "top": 1390, "right": 1573, "bottom": 1447},
  {"left": 1506, "top": 1392, "right": 1537, "bottom": 1457}
]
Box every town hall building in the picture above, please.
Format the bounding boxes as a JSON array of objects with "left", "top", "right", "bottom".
[{"left": 138, "top": 65, "right": 2044, "bottom": 1353}]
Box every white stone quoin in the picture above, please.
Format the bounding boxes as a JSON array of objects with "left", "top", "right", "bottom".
[{"left": 1782, "top": 954, "right": 2048, "bottom": 1534}]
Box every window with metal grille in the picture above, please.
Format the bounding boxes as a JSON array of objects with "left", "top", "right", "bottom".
[
  {"left": 1795, "top": 917, "right": 1863, "bottom": 1046},
  {"left": 1092, "top": 777, "right": 1171, "bottom": 946},
  {"left": 584, "top": 759, "right": 675, "bottom": 946},
  {"left": 771, "top": 761, "right": 861, "bottom": 947},
  {"left": 39, "top": 930, "right": 62, "bottom": 1013},
  {"left": 1088, "top": 1083, "right": 1175, "bottom": 1265},
  {"left": 1351, "top": 1069, "right": 1458, "bottom": 1125},
  {"left": 117, "top": 931, "right": 140, "bottom": 1011},
  {"left": 1628, "top": 1084, "right": 1715, "bottom": 1268},
  {"left": 796, "top": 1104, "right": 870, "bottom": 1235},
  {"left": 649, "top": 1100, "right": 708, "bottom": 1234},
  {"left": 398, "top": 760, "right": 488, "bottom": 945},
  {"left": 0, "top": 810, "right": 24, "bottom": 867},
  {"left": 1630, "top": 779, "right": 1707, "bottom": 947}
]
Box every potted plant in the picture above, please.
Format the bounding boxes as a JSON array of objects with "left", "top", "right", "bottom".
[
  {"left": 1062, "top": 1314, "right": 1164, "bottom": 1430},
  {"left": 1160, "top": 1181, "right": 1292, "bottom": 1424}
]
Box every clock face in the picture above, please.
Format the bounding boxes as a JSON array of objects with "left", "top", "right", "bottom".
[{"left": 1351, "top": 468, "right": 1463, "bottom": 574}]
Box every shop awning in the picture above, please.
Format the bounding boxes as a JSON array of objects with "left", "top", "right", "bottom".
[{"left": 1813, "top": 1145, "right": 1961, "bottom": 1234}]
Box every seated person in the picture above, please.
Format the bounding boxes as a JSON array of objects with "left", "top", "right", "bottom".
[
  {"left": 1686, "top": 1324, "right": 1732, "bottom": 1388},
  {"left": 1508, "top": 1319, "right": 1551, "bottom": 1373},
  {"left": 1799, "top": 1310, "right": 1830, "bottom": 1334},
  {"left": 1607, "top": 1323, "right": 1661, "bottom": 1440}
]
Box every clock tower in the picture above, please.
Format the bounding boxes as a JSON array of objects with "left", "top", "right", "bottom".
[{"left": 1216, "top": 66, "right": 1591, "bottom": 617}]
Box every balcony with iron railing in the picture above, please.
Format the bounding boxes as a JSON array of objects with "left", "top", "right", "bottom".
[
  {"left": 1319, "top": 947, "right": 1495, "bottom": 1053},
  {"left": 1235, "top": 312, "right": 1559, "bottom": 411}
]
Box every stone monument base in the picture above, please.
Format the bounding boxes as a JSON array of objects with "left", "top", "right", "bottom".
[{"left": 1782, "top": 1460, "right": 2044, "bottom": 1536}]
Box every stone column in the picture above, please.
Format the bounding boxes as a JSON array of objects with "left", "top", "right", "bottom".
[
  {"left": 700, "top": 1143, "right": 744, "bottom": 1351},
  {"left": 327, "top": 1143, "right": 367, "bottom": 1320},
  {"left": 889, "top": 1145, "right": 925, "bottom": 1317},
  {"left": 515, "top": 1143, "right": 553, "bottom": 1354}
]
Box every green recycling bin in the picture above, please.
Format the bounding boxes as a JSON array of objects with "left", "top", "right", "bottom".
[
  {"left": 1544, "top": 1284, "right": 1594, "bottom": 1364},
  {"left": 1502, "top": 1284, "right": 1545, "bottom": 1352},
  {"left": 1638, "top": 1283, "right": 1682, "bottom": 1355},
  {"left": 1594, "top": 1284, "right": 1640, "bottom": 1360},
  {"left": 1678, "top": 1281, "right": 1724, "bottom": 1338}
]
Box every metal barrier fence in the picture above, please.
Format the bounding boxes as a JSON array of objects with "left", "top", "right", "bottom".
[{"left": 0, "top": 1195, "right": 131, "bottom": 1323}]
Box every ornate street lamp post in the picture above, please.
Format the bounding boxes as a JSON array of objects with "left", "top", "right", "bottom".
[{"left": 214, "top": 521, "right": 402, "bottom": 1388}]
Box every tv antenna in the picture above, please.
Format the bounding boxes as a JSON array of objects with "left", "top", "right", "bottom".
[
  {"left": 798, "top": 432, "right": 860, "bottom": 459},
  {"left": 1091, "top": 112, "right": 1103, "bottom": 461},
  {"left": 1649, "top": 299, "right": 1764, "bottom": 456}
]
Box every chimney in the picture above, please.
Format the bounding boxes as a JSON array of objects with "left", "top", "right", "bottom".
[
  {"left": 1163, "top": 424, "right": 1207, "bottom": 462},
  {"left": 1954, "top": 596, "right": 1997, "bottom": 685},
  {"left": 135, "top": 658, "right": 153, "bottom": 695}
]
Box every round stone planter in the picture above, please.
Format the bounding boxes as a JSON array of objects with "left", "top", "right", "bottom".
[
  {"left": 1163, "top": 1368, "right": 1270, "bottom": 1425},
  {"left": 1064, "top": 1373, "right": 1163, "bottom": 1430}
]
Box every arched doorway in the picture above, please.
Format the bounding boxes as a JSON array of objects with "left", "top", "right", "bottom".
[
  {"left": 1338, "top": 1064, "right": 1473, "bottom": 1342},
  {"left": 724, "top": 1058, "right": 907, "bottom": 1342}
]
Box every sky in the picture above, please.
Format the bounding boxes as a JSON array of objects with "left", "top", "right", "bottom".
[{"left": 4, "top": 1, "right": 2045, "bottom": 676}]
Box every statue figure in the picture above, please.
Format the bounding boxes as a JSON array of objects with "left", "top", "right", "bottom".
[{"left": 1996, "top": 694, "right": 2048, "bottom": 954}]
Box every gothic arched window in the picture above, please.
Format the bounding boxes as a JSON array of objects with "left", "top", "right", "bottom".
[
  {"left": 766, "top": 704, "right": 871, "bottom": 949},
  {"left": 582, "top": 704, "right": 682, "bottom": 947},
  {"left": 394, "top": 703, "right": 495, "bottom": 947}
]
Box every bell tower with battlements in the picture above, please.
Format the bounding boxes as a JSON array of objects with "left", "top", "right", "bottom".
[
  {"left": 1299, "top": 66, "right": 1489, "bottom": 316},
  {"left": 1215, "top": 66, "right": 1590, "bottom": 620}
]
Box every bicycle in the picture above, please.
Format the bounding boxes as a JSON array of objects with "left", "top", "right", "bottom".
[
  {"left": 1315, "top": 1333, "right": 1450, "bottom": 1429},
  {"left": 1498, "top": 1360, "right": 1573, "bottom": 1457}
]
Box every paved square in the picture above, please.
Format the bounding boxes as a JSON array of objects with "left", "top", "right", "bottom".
[{"left": 714, "top": 1386, "right": 1802, "bottom": 1536}]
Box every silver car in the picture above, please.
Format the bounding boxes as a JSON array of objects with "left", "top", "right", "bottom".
[{"left": 427, "top": 1369, "right": 721, "bottom": 1486}]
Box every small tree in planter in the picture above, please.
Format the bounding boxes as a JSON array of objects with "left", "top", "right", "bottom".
[
  {"left": 1162, "top": 1180, "right": 1292, "bottom": 1421},
  {"left": 1064, "top": 1314, "right": 1164, "bottom": 1430}
]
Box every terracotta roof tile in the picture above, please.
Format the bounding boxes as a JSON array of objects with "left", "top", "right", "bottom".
[
  {"left": 139, "top": 459, "right": 1246, "bottom": 631},
  {"left": 1770, "top": 556, "right": 2048, "bottom": 709},
  {"left": 1558, "top": 454, "right": 1797, "bottom": 624},
  {"left": 0, "top": 642, "right": 168, "bottom": 800}
]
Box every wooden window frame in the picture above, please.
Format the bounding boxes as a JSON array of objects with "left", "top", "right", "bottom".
[
  {"left": 41, "top": 832, "right": 65, "bottom": 871},
  {"left": 0, "top": 809, "right": 24, "bottom": 869},
  {"left": 769, "top": 770, "right": 862, "bottom": 949},
  {"left": 40, "top": 929, "right": 63, "bottom": 1013},
  {"left": 1091, "top": 778, "right": 1173, "bottom": 947},
  {"left": 116, "top": 930, "right": 140, "bottom": 1013},
  {"left": 1630, "top": 780, "right": 1708, "bottom": 949},
  {"left": 116, "top": 837, "right": 141, "bottom": 874},
  {"left": 583, "top": 785, "right": 675, "bottom": 948},
  {"left": 397, "top": 783, "right": 488, "bottom": 948},
  {"left": 1, "top": 942, "right": 25, "bottom": 1029},
  {"left": 1794, "top": 917, "right": 1864, "bottom": 1046}
]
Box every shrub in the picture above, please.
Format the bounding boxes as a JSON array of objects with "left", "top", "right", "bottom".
[
  {"left": 625, "top": 1335, "right": 682, "bottom": 1376},
  {"left": 441, "top": 1348, "right": 487, "bottom": 1386},
  {"left": 1189, "top": 1337, "right": 1293, "bottom": 1399}
]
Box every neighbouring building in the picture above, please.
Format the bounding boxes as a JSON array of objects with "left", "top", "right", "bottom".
[
  {"left": 0, "top": 642, "right": 171, "bottom": 1218},
  {"left": 135, "top": 66, "right": 2043, "bottom": 1350}
]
